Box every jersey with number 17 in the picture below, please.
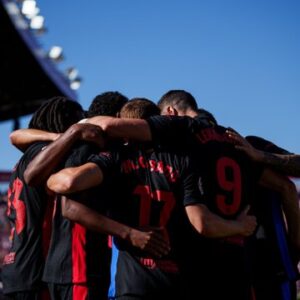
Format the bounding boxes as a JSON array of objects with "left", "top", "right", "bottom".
[{"left": 87, "top": 143, "right": 202, "bottom": 298}]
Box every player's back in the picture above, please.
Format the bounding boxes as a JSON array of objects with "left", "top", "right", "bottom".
[
  {"left": 119, "top": 143, "right": 195, "bottom": 252},
  {"left": 182, "top": 120, "right": 263, "bottom": 300},
  {"left": 146, "top": 115, "right": 264, "bottom": 299},
  {"left": 194, "top": 124, "right": 261, "bottom": 222},
  {"left": 2, "top": 142, "right": 52, "bottom": 294},
  {"left": 88, "top": 142, "right": 201, "bottom": 300},
  {"left": 43, "top": 143, "right": 111, "bottom": 297}
]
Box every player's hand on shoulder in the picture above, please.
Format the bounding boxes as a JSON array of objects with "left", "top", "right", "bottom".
[
  {"left": 128, "top": 227, "right": 171, "bottom": 258},
  {"left": 226, "top": 128, "right": 262, "bottom": 162},
  {"left": 236, "top": 205, "right": 257, "bottom": 236},
  {"left": 69, "top": 123, "right": 106, "bottom": 148}
]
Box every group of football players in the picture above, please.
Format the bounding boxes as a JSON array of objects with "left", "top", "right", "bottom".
[{"left": 2, "top": 90, "right": 300, "bottom": 300}]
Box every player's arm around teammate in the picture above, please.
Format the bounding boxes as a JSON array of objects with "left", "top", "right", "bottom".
[
  {"left": 9, "top": 115, "right": 152, "bottom": 151},
  {"left": 20, "top": 112, "right": 298, "bottom": 251},
  {"left": 60, "top": 196, "right": 170, "bottom": 258},
  {"left": 86, "top": 115, "right": 152, "bottom": 141},
  {"left": 226, "top": 129, "right": 300, "bottom": 177},
  {"left": 185, "top": 204, "right": 257, "bottom": 238},
  {"left": 17, "top": 121, "right": 170, "bottom": 258},
  {"left": 47, "top": 162, "right": 170, "bottom": 258},
  {"left": 10, "top": 128, "right": 60, "bottom": 152},
  {"left": 48, "top": 159, "right": 258, "bottom": 241},
  {"left": 24, "top": 123, "right": 105, "bottom": 186},
  {"left": 227, "top": 130, "right": 300, "bottom": 256}
]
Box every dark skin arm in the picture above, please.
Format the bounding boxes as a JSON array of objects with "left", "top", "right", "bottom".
[
  {"left": 226, "top": 130, "right": 300, "bottom": 258},
  {"left": 48, "top": 163, "right": 171, "bottom": 257},
  {"left": 226, "top": 129, "right": 300, "bottom": 177},
  {"left": 253, "top": 151, "right": 300, "bottom": 178},
  {"left": 61, "top": 197, "right": 170, "bottom": 258},
  {"left": 24, "top": 123, "right": 105, "bottom": 186}
]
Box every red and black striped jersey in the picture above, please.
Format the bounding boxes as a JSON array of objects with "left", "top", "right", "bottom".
[
  {"left": 2, "top": 141, "right": 53, "bottom": 294},
  {"left": 42, "top": 143, "right": 111, "bottom": 287}
]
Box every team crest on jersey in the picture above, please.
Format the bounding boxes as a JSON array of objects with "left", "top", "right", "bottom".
[{"left": 3, "top": 252, "right": 16, "bottom": 265}]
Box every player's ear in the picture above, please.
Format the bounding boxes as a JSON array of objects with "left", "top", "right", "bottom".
[{"left": 166, "top": 106, "right": 178, "bottom": 116}]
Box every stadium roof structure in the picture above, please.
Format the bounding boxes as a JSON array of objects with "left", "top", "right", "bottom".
[{"left": 0, "top": 0, "right": 79, "bottom": 122}]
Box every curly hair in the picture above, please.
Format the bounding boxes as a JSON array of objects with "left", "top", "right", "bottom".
[
  {"left": 28, "top": 96, "right": 83, "bottom": 132},
  {"left": 87, "top": 91, "right": 128, "bottom": 117}
]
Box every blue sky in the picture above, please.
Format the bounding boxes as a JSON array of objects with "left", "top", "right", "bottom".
[{"left": 0, "top": 0, "right": 299, "bottom": 179}]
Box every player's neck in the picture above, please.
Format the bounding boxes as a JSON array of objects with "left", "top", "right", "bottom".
[{"left": 184, "top": 109, "right": 198, "bottom": 118}]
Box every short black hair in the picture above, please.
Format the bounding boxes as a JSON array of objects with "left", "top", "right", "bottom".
[
  {"left": 120, "top": 98, "right": 160, "bottom": 119},
  {"left": 158, "top": 90, "right": 198, "bottom": 112},
  {"left": 197, "top": 108, "right": 218, "bottom": 126},
  {"left": 28, "top": 96, "right": 83, "bottom": 133},
  {"left": 87, "top": 91, "right": 128, "bottom": 117}
]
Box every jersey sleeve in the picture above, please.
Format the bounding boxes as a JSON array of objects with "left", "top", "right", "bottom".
[
  {"left": 146, "top": 115, "right": 196, "bottom": 147},
  {"left": 64, "top": 144, "right": 98, "bottom": 168},
  {"left": 63, "top": 145, "right": 115, "bottom": 207},
  {"left": 25, "top": 141, "right": 50, "bottom": 164},
  {"left": 180, "top": 156, "right": 206, "bottom": 207},
  {"left": 87, "top": 151, "right": 120, "bottom": 179}
]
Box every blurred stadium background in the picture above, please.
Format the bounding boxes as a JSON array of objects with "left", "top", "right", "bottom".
[{"left": 0, "top": 0, "right": 81, "bottom": 296}]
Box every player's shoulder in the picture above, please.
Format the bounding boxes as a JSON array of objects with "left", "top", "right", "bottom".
[
  {"left": 246, "top": 135, "right": 271, "bottom": 150},
  {"left": 148, "top": 115, "right": 195, "bottom": 128},
  {"left": 246, "top": 135, "right": 290, "bottom": 154},
  {"left": 9, "top": 142, "right": 49, "bottom": 186},
  {"left": 88, "top": 148, "right": 119, "bottom": 168},
  {"left": 196, "top": 123, "right": 231, "bottom": 146},
  {"left": 73, "top": 141, "right": 98, "bottom": 153},
  {"left": 16, "top": 141, "right": 49, "bottom": 170},
  {"left": 65, "top": 142, "right": 100, "bottom": 167},
  {"left": 24, "top": 141, "right": 49, "bottom": 157}
]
